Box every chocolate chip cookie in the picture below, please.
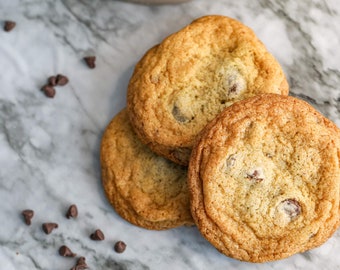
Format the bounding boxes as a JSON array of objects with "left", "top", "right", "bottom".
[
  {"left": 100, "top": 109, "right": 193, "bottom": 230},
  {"left": 127, "top": 15, "right": 289, "bottom": 165},
  {"left": 189, "top": 94, "right": 340, "bottom": 262}
]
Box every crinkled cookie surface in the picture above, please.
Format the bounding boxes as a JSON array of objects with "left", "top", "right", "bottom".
[
  {"left": 101, "top": 109, "right": 193, "bottom": 230},
  {"left": 189, "top": 94, "right": 340, "bottom": 262},
  {"left": 127, "top": 15, "right": 289, "bottom": 165}
]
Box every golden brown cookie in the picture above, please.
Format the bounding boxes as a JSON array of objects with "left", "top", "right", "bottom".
[
  {"left": 100, "top": 109, "right": 193, "bottom": 230},
  {"left": 127, "top": 15, "right": 289, "bottom": 165},
  {"left": 189, "top": 94, "right": 340, "bottom": 262}
]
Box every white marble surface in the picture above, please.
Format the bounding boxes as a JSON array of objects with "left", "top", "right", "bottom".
[{"left": 1, "top": 0, "right": 340, "bottom": 269}]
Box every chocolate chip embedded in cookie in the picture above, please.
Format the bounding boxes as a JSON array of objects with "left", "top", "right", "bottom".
[
  {"left": 274, "top": 199, "right": 301, "bottom": 227},
  {"left": 127, "top": 15, "right": 289, "bottom": 165},
  {"left": 100, "top": 109, "right": 193, "bottom": 230},
  {"left": 189, "top": 94, "right": 340, "bottom": 262}
]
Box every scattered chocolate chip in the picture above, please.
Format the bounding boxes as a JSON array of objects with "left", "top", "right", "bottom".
[
  {"left": 59, "top": 245, "right": 76, "bottom": 257},
  {"left": 83, "top": 56, "right": 96, "bottom": 69},
  {"left": 21, "top": 209, "right": 34, "bottom": 225},
  {"left": 90, "top": 229, "right": 104, "bottom": 241},
  {"left": 114, "top": 241, "right": 126, "bottom": 253},
  {"left": 66, "top": 204, "right": 78, "bottom": 219},
  {"left": 48, "top": 76, "right": 57, "bottom": 86},
  {"left": 42, "top": 222, "right": 58, "bottom": 234},
  {"left": 70, "top": 257, "right": 88, "bottom": 270},
  {"left": 56, "top": 74, "right": 69, "bottom": 86},
  {"left": 41, "top": 85, "right": 56, "bottom": 98},
  {"left": 4, "top": 21, "right": 16, "bottom": 32},
  {"left": 77, "top": 257, "right": 86, "bottom": 265},
  {"left": 281, "top": 199, "right": 301, "bottom": 220}
]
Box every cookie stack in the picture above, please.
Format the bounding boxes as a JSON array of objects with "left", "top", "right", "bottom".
[{"left": 100, "top": 15, "right": 340, "bottom": 262}]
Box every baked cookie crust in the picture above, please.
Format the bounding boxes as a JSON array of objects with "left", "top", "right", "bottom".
[
  {"left": 189, "top": 94, "right": 340, "bottom": 262},
  {"left": 127, "top": 15, "right": 289, "bottom": 165},
  {"left": 100, "top": 109, "right": 193, "bottom": 230}
]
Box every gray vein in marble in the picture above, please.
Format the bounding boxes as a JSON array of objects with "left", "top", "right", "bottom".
[
  {"left": 0, "top": 100, "right": 50, "bottom": 165},
  {"left": 20, "top": 0, "right": 145, "bottom": 55},
  {"left": 27, "top": 256, "right": 43, "bottom": 270},
  {"left": 59, "top": 0, "right": 113, "bottom": 48},
  {"left": 256, "top": 0, "right": 340, "bottom": 124},
  {"left": 68, "top": 86, "right": 100, "bottom": 131},
  {"left": 1, "top": 1, "right": 340, "bottom": 269},
  {"left": 0, "top": 100, "right": 24, "bottom": 153},
  {"left": 260, "top": 0, "right": 340, "bottom": 97},
  {"left": 94, "top": 255, "right": 150, "bottom": 270},
  {"left": 21, "top": 1, "right": 94, "bottom": 54}
]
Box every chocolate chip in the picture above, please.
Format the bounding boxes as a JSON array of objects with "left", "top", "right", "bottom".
[
  {"left": 83, "top": 56, "right": 96, "bottom": 69},
  {"left": 48, "top": 76, "right": 57, "bottom": 86},
  {"left": 4, "top": 21, "right": 16, "bottom": 32},
  {"left": 265, "top": 152, "right": 274, "bottom": 158},
  {"left": 172, "top": 105, "right": 189, "bottom": 123},
  {"left": 21, "top": 209, "right": 34, "bottom": 225},
  {"left": 77, "top": 257, "right": 87, "bottom": 265},
  {"left": 42, "top": 222, "right": 58, "bottom": 234},
  {"left": 66, "top": 204, "right": 78, "bottom": 219},
  {"left": 76, "top": 257, "right": 87, "bottom": 267},
  {"left": 90, "top": 229, "right": 104, "bottom": 241},
  {"left": 281, "top": 199, "right": 301, "bottom": 220},
  {"left": 59, "top": 245, "right": 76, "bottom": 257},
  {"left": 114, "top": 241, "right": 126, "bottom": 253},
  {"left": 56, "top": 74, "right": 69, "bottom": 86},
  {"left": 229, "top": 84, "right": 238, "bottom": 93},
  {"left": 226, "top": 155, "right": 236, "bottom": 168},
  {"left": 226, "top": 72, "right": 245, "bottom": 96},
  {"left": 309, "top": 233, "right": 316, "bottom": 239},
  {"left": 41, "top": 85, "right": 56, "bottom": 98},
  {"left": 246, "top": 169, "right": 264, "bottom": 183},
  {"left": 70, "top": 257, "right": 88, "bottom": 270}
]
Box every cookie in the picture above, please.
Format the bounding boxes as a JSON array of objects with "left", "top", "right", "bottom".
[
  {"left": 127, "top": 15, "right": 289, "bottom": 165},
  {"left": 100, "top": 109, "right": 193, "bottom": 230},
  {"left": 188, "top": 94, "right": 340, "bottom": 262}
]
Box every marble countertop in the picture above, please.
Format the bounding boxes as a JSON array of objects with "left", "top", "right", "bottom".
[{"left": 1, "top": 0, "right": 340, "bottom": 269}]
